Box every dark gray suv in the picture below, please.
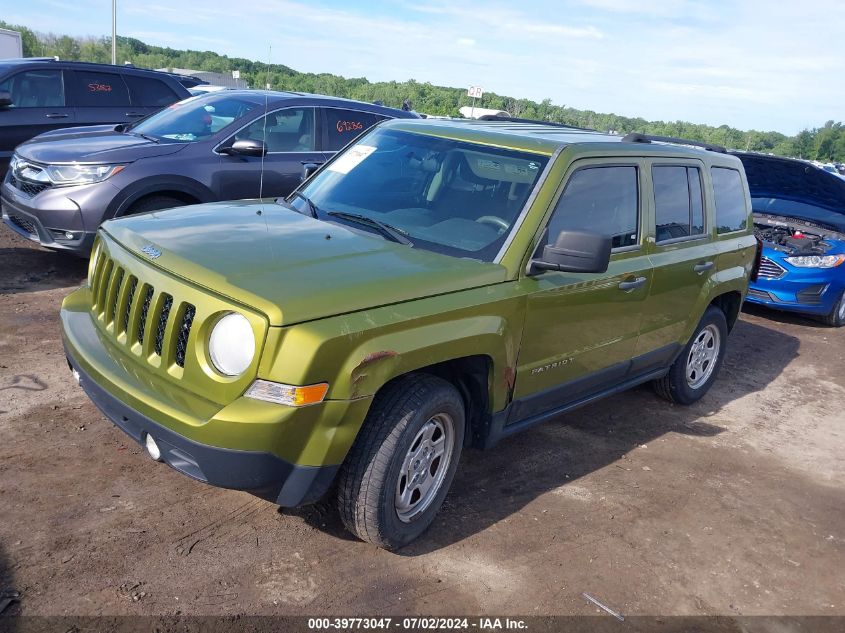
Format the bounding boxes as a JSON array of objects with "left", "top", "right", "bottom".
[
  {"left": 1, "top": 90, "right": 418, "bottom": 254},
  {"left": 0, "top": 58, "right": 197, "bottom": 178}
]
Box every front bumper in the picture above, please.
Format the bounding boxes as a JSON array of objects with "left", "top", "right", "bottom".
[
  {"left": 1, "top": 175, "right": 108, "bottom": 254},
  {"left": 61, "top": 286, "right": 373, "bottom": 507},
  {"left": 67, "top": 351, "right": 337, "bottom": 505},
  {"left": 747, "top": 269, "right": 844, "bottom": 316}
]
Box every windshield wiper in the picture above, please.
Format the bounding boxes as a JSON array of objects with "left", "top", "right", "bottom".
[
  {"left": 327, "top": 211, "right": 413, "bottom": 246},
  {"left": 129, "top": 131, "right": 159, "bottom": 144},
  {"left": 289, "top": 191, "right": 319, "bottom": 218}
]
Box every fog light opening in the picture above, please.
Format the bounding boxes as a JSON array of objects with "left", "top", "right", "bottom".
[{"left": 144, "top": 433, "right": 163, "bottom": 462}]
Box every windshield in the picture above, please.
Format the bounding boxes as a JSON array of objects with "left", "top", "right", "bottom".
[
  {"left": 290, "top": 128, "right": 549, "bottom": 261},
  {"left": 130, "top": 95, "right": 260, "bottom": 142}
]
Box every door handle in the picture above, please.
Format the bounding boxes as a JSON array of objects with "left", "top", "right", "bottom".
[
  {"left": 694, "top": 261, "right": 715, "bottom": 273},
  {"left": 618, "top": 276, "right": 647, "bottom": 292},
  {"left": 300, "top": 160, "right": 324, "bottom": 165},
  {"left": 124, "top": 112, "right": 144, "bottom": 117},
  {"left": 45, "top": 113, "right": 68, "bottom": 119}
]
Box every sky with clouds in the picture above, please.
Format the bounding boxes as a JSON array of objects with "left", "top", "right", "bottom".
[{"left": 6, "top": 0, "right": 843, "bottom": 133}]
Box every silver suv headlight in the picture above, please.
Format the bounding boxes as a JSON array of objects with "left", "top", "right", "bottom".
[
  {"left": 208, "top": 312, "right": 255, "bottom": 376},
  {"left": 42, "top": 163, "right": 125, "bottom": 186}
]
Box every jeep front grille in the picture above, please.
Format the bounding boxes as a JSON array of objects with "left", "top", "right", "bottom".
[
  {"left": 758, "top": 256, "right": 786, "bottom": 279},
  {"left": 91, "top": 252, "right": 197, "bottom": 371}
]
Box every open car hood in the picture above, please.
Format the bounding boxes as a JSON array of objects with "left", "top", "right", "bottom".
[{"left": 733, "top": 152, "right": 845, "bottom": 231}]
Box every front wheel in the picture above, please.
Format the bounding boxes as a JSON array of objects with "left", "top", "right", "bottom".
[
  {"left": 336, "top": 374, "right": 465, "bottom": 550},
  {"left": 653, "top": 306, "right": 728, "bottom": 405},
  {"left": 821, "top": 290, "right": 845, "bottom": 327}
]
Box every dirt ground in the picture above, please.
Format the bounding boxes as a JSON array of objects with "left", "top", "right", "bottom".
[{"left": 1, "top": 228, "right": 843, "bottom": 619}]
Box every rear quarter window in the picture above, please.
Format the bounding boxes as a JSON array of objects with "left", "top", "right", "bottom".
[
  {"left": 123, "top": 75, "right": 179, "bottom": 107},
  {"left": 711, "top": 167, "right": 749, "bottom": 234}
]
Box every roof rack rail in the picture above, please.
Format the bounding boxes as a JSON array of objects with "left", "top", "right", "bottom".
[
  {"left": 621, "top": 132, "right": 726, "bottom": 153},
  {"left": 476, "top": 114, "right": 596, "bottom": 132},
  {"left": 3, "top": 56, "right": 57, "bottom": 62}
]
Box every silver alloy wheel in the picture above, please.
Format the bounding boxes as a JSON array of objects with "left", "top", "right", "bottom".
[
  {"left": 838, "top": 294, "right": 845, "bottom": 321},
  {"left": 685, "top": 324, "right": 721, "bottom": 390},
  {"left": 395, "top": 413, "right": 455, "bottom": 523}
]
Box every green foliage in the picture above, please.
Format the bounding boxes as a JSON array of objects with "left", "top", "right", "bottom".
[{"left": 2, "top": 20, "right": 844, "bottom": 162}]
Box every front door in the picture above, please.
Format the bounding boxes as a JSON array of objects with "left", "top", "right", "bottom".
[
  {"left": 512, "top": 161, "right": 652, "bottom": 421},
  {"left": 0, "top": 69, "right": 75, "bottom": 174},
  {"left": 216, "top": 107, "right": 326, "bottom": 199}
]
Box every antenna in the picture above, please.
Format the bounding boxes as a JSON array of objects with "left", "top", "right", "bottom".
[{"left": 258, "top": 44, "right": 271, "bottom": 199}]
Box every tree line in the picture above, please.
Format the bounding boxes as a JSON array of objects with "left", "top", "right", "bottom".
[{"left": 4, "top": 21, "right": 845, "bottom": 163}]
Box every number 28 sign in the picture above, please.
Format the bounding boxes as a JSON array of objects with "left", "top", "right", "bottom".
[{"left": 467, "top": 86, "right": 483, "bottom": 99}]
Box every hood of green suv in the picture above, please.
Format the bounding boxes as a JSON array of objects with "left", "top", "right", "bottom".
[{"left": 102, "top": 200, "right": 507, "bottom": 326}]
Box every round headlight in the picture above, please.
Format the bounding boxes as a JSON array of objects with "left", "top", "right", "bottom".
[{"left": 208, "top": 312, "right": 255, "bottom": 376}]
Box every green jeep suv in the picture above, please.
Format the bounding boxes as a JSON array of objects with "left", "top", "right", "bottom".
[{"left": 60, "top": 119, "right": 757, "bottom": 549}]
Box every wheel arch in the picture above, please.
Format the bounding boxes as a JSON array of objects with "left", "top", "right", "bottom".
[
  {"left": 106, "top": 175, "right": 216, "bottom": 218},
  {"left": 710, "top": 290, "right": 743, "bottom": 332}
]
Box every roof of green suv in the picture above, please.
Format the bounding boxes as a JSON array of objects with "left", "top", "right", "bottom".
[{"left": 382, "top": 118, "right": 727, "bottom": 160}]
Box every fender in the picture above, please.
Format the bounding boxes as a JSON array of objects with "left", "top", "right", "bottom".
[
  {"left": 258, "top": 287, "right": 527, "bottom": 414},
  {"left": 681, "top": 233, "right": 757, "bottom": 343},
  {"left": 106, "top": 175, "right": 217, "bottom": 218}
]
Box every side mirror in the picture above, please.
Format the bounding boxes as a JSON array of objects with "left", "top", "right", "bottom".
[
  {"left": 529, "top": 229, "right": 612, "bottom": 274},
  {"left": 222, "top": 139, "right": 267, "bottom": 157},
  {"left": 301, "top": 162, "right": 320, "bottom": 181},
  {"left": 0, "top": 91, "right": 12, "bottom": 108}
]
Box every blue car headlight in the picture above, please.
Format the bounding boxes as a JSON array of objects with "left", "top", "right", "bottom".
[{"left": 784, "top": 254, "right": 845, "bottom": 268}]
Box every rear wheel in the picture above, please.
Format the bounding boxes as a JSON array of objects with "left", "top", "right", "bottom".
[
  {"left": 126, "top": 195, "right": 186, "bottom": 215},
  {"left": 336, "top": 374, "right": 465, "bottom": 550},
  {"left": 821, "top": 290, "right": 845, "bottom": 327},
  {"left": 653, "top": 306, "right": 728, "bottom": 405}
]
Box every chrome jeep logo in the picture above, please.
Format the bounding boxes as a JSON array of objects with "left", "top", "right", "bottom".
[{"left": 141, "top": 245, "right": 161, "bottom": 259}]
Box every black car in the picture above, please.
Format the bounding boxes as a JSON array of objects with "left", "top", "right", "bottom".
[
  {"left": 0, "top": 58, "right": 198, "bottom": 177},
  {"left": 1, "top": 90, "right": 418, "bottom": 254}
]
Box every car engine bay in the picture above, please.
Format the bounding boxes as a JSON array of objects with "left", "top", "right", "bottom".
[{"left": 753, "top": 215, "right": 842, "bottom": 255}]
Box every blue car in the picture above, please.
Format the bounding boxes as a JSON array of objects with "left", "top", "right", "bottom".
[{"left": 733, "top": 152, "right": 845, "bottom": 327}]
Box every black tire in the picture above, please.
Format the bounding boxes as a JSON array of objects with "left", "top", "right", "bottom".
[
  {"left": 653, "top": 306, "right": 728, "bottom": 405},
  {"left": 820, "top": 290, "right": 845, "bottom": 327},
  {"left": 336, "top": 374, "right": 465, "bottom": 550},
  {"left": 126, "top": 195, "right": 185, "bottom": 215}
]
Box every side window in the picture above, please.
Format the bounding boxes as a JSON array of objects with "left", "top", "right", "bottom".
[
  {"left": 548, "top": 166, "right": 639, "bottom": 249},
  {"left": 74, "top": 71, "right": 130, "bottom": 107},
  {"left": 653, "top": 165, "right": 706, "bottom": 242},
  {"left": 235, "top": 107, "right": 315, "bottom": 152},
  {"left": 324, "top": 108, "right": 386, "bottom": 151},
  {"left": 123, "top": 75, "right": 179, "bottom": 107},
  {"left": 711, "top": 167, "right": 748, "bottom": 234},
  {"left": 0, "top": 70, "right": 65, "bottom": 107}
]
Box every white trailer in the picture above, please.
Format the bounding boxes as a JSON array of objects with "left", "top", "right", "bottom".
[{"left": 0, "top": 28, "right": 23, "bottom": 59}]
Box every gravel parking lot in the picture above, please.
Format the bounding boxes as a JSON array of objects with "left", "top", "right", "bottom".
[{"left": 1, "top": 228, "right": 843, "bottom": 618}]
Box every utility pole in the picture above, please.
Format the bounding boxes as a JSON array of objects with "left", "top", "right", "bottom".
[{"left": 111, "top": 0, "right": 117, "bottom": 65}]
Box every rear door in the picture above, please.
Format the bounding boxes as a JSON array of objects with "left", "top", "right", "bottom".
[
  {"left": 68, "top": 69, "right": 133, "bottom": 127},
  {"left": 513, "top": 160, "right": 653, "bottom": 418},
  {"left": 0, "top": 68, "right": 75, "bottom": 173},
  {"left": 122, "top": 73, "right": 183, "bottom": 120},
  {"left": 637, "top": 159, "right": 715, "bottom": 354},
  {"left": 322, "top": 107, "right": 388, "bottom": 156}
]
